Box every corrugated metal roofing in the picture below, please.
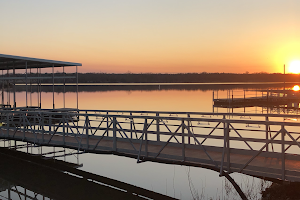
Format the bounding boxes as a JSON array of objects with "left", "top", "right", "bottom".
[{"left": 0, "top": 54, "right": 82, "bottom": 70}]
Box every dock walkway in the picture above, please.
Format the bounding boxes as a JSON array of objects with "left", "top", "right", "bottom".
[{"left": 1, "top": 109, "right": 300, "bottom": 182}]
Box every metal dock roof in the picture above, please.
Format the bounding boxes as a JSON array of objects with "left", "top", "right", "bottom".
[{"left": 0, "top": 54, "right": 82, "bottom": 70}]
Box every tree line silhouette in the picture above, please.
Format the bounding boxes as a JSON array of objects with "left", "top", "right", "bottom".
[{"left": 2, "top": 72, "right": 300, "bottom": 83}]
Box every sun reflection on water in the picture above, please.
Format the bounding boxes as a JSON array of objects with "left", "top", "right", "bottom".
[{"left": 292, "top": 85, "right": 300, "bottom": 91}]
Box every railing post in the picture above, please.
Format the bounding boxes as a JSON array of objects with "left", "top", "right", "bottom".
[
  {"left": 34, "top": 114, "right": 37, "bottom": 144},
  {"left": 220, "top": 115, "right": 226, "bottom": 175},
  {"left": 226, "top": 122, "right": 230, "bottom": 173},
  {"left": 107, "top": 111, "right": 109, "bottom": 136},
  {"left": 156, "top": 113, "right": 160, "bottom": 142},
  {"left": 0, "top": 112, "right": 2, "bottom": 137},
  {"left": 130, "top": 112, "right": 133, "bottom": 139},
  {"left": 85, "top": 113, "right": 89, "bottom": 150},
  {"left": 281, "top": 125, "right": 285, "bottom": 180},
  {"left": 266, "top": 116, "right": 269, "bottom": 152},
  {"left": 41, "top": 113, "right": 44, "bottom": 144},
  {"left": 144, "top": 118, "right": 148, "bottom": 157},
  {"left": 6, "top": 112, "right": 9, "bottom": 137},
  {"left": 223, "top": 115, "right": 230, "bottom": 172},
  {"left": 113, "top": 116, "right": 117, "bottom": 151},
  {"left": 63, "top": 115, "right": 65, "bottom": 146},
  {"left": 49, "top": 115, "right": 52, "bottom": 135},
  {"left": 187, "top": 114, "right": 191, "bottom": 145},
  {"left": 23, "top": 114, "right": 25, "bottom": 141},
  {"left": 182, "top": 119, "right": 185, "bottom": 161}
]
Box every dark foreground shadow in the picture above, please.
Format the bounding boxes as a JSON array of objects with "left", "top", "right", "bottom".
[
  {"left": 0, "top": 147, "right": 176, "bottom": 200},
  {"left": 262, "top": 182, "right": 300, "bottom": 200}
]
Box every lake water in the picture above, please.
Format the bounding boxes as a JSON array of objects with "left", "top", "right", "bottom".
[{"left": 1, "top": 83, "right": 297, "bottom": 200}]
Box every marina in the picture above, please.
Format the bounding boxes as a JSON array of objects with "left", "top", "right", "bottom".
[{"left": 0, "top": 54, "right": 299, "bottom": 199}]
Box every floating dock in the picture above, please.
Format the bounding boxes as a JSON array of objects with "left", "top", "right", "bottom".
[{"left": 213, "top": 89, "right": 300, "bottom": 108}]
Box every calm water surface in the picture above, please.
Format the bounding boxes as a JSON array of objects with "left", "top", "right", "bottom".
[{"left": 2, "top": 84, "right": 295, "bottom": 200}]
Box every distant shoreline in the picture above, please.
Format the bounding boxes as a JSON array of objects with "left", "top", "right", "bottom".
[
  {"left": 71, "top": 73, "right": 300, "bottom": 83},
  {"left": 16, "top": 81, "right": 300, "bottom": 86},
  {"left": 6, "top": 73, "right": 300, "bottom": 84}
]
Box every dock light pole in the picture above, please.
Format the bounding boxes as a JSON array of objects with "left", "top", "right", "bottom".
[
  {"left": 76, "top": 65, "right": 78, "bottom": 110},
  {"left": 25, "top": 62, "right": 28, "bottom": 107},
  {"left": 39, "top": 68, "right": 42, "bottom": 108},
  {"left": 37, "top": 67, "right": 39, "bottom": 108},
  {"left": 13, "top": 64, "right": 16, "bottom": 109},
  {"left": 52, "top": 64, "right": 55, "bottom": 109},
  {"left": 1, "top": 70, "right": 3, "bottom": 105},
  {"left": 63, "top": 66, "right": 65, "bottom": 108},
  {"left": 6, "top": 68, "right": 9, "bottom": 106}
]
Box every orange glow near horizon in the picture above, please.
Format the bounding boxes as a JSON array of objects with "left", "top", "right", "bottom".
[{"left": 1, "top": 1, "right": 300, "bottom": 74}]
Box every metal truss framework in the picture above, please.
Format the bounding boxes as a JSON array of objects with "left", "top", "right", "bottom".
[
  {"left": 0, "top": 181, "right": 52, "bottom": 200},
  {"left": 1, "top": 108, "right": 300, "bottom": 182}
]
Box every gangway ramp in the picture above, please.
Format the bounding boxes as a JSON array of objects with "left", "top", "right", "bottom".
[{"left": 1, "top": 109, "right": 300, "bottom": 183}]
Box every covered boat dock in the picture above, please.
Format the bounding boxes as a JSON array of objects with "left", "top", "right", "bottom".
[{"left": 0, "top": 54, "right": 82, "bottom": 109}]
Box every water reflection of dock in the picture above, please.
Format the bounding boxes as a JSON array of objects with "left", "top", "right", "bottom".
[{"left": 0, "top": 147, "right": 175, "bottom": 200}]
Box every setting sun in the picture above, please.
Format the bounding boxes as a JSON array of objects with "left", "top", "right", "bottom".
[{"left": 288, "top": 61, "right": 300, "bottom": 74}]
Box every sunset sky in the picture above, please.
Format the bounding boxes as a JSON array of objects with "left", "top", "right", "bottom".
[{"left": 1, "top": 0, "right": 300, "bottom": 73}]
